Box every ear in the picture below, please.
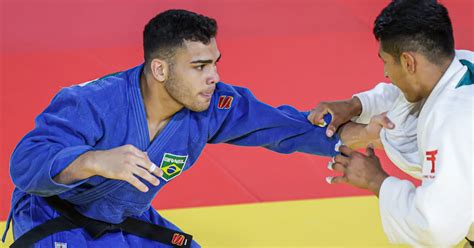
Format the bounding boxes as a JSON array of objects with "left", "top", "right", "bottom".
[
  {"left": 150, "top": 58, "right": 169, "bottom": 82},
  {"left": 400, "top": 52, "right": 416, "bottom": 74}
]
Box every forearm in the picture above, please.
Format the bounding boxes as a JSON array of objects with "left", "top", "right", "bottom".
[
  {"left": 338, "top": 122, "right": 383, "bottom": 149},
  {"left": 53, "top": 151, "right": 96, "bottom": 185},
  {"left": 209, "top": 102, "right": 341, "bottom": 157},
  {"left": 348, "top": 96, "right": 363, "bottom": 117}
]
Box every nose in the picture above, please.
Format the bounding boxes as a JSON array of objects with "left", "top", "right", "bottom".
[{"left": 206, "top": 65, "right": 220, "bottom": 85}]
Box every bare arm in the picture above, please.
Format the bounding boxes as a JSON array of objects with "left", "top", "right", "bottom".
[
  {"left": 338, "top": 122, "right": 381, "bottom": 149},
  {"left": 53, "top": 151, "right": 95, "bottom": 184},
  {"left": 338, "top": 113, "right": 394, "bottom": 149}
]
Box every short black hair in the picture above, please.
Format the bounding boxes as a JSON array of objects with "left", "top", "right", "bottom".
[
  {"left": 373, "top": 0, "right": 455, "bottom": 65},
  {"left": 143, "top": 9, "right": 217, "bottom": 63}
]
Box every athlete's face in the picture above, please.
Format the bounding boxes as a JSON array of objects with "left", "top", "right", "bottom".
[
  {"left": 164, "top": 38, "right": 221, "bottom": 112},
  {"left": 379, "top": 46, "right": 421, "bottom": 102}
]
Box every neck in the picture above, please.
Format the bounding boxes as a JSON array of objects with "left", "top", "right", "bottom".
[
  {"left": 418, "top": 57, "right": 453, "bottom": 99},
  {"left": 140, "top": 70, "right": 183, "bottom": 123}
]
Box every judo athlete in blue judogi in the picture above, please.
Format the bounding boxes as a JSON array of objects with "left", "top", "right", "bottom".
[{"left": 2, "top": 9, "right": 371, "bottom": 248}]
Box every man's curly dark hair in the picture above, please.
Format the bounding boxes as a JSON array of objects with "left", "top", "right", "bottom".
[
  {"left": 373, "top": 0, "right": 455, "bottom": 65},
  {"left": 143, "top": 9, "right": 217, "bottom": 63}
]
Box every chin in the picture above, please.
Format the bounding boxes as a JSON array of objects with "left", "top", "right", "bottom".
[
  {"left": 187, "top": 103, "right": 211, "bottom": 112},
  {"left": 402, "top": 92, "right": 413, "bottom": 102},
  {"left": 406, "top": 95, "right": 422, "bottom": 103}
]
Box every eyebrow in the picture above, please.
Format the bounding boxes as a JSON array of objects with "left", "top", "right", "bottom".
[{"left": 191, "top": 54, "right": 222, "bottom": 64}]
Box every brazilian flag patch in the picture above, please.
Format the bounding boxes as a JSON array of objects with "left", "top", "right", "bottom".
[{"left": 159, "top": 153, "right": 188, "bottom": 181}]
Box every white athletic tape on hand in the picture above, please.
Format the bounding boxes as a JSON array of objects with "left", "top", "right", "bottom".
[
  {"left": 325, "top": 176, "right": 333, "bottom": 184},
  {"left": 327, "top": 162, "right": 334, "bottom": 171},
  {"left": 149, "top": 163, "right": 157, "bottom": 173}
]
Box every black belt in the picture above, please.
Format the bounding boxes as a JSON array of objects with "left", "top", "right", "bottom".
[
  {"left": 467, "top": 237, "right": 474, "bottom": 247},
  {"left": 11, "top": 196, "right": 193, "bottom": 248}
]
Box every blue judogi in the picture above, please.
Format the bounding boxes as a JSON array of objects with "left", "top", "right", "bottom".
[{"left": 4, "top": 64, "right": 340, "bottom": 247}]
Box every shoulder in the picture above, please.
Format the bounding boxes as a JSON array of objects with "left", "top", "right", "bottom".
[
  {"left": 194, "top": 82, "right": 258, "bottom": 134},
  {"left": 214, "top": 82, "right": 255, "bottom": 98},
  {"left": 208, "top": 82, "right": 257, "bottom": 110},
  {"left": 68, "top": 70, "right": 130, "bottom": 101},
  {"left": 54, "top": 67, "right": 138, "bottom": 113},
  {"left": 424, "top": 93, "right": 472, "bottom": 142}
]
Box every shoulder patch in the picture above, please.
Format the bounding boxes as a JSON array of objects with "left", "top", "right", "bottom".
[{"left": 217, "top": 95, "right": 233, "bottom": 109}]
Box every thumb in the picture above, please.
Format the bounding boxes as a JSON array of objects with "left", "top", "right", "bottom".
[
  {"left": 310, "top": 107, "right": 329, "bottom": 125},
  {"left": 381, "top": 116, "right": 395, "bottom": 129},
  {"left": 326, "top": 124, "right": 336, "bottom": 138},
  {"left": 377, "top": 112, "right": 395, "bottom": 129},
  {"left": 326, "top": 116, "right": 342, "bottom": 137}
]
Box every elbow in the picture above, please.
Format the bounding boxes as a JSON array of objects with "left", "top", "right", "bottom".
[
  {"left": 264, "top": 143, "right": 296, "bottom": 154},
  {"left": 10, "top": 148, "right": 54, "bottom": 196},
  {"left": 10, "top": 150, "right": 29, "bottom": 191},
  {"left": 10, "top": 159, "right": 36, "bottom": 195}
]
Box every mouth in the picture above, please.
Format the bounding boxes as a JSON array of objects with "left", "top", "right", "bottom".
[{"left": 199, "top": 88, "right": 215, "bottom": 100}]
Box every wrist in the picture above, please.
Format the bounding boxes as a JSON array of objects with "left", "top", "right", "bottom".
[
  {"left": 53, "top": 150, "right": 97, "bottom": 184},
  {"left": 368, "top": 172, "right": 389, "bottom": 197},
  {"left": 77, "top": 151, "right": 99, "bottom": 179}
]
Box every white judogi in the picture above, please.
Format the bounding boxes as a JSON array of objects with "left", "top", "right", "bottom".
[{"left": 353, "top": 50, "right": 474, "bottom": 247}]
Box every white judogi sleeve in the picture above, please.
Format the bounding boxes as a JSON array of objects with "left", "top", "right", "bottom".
[
  {"left": 352, "top": 83, "right": 401, "bottom": 124},
  {"left": 379, "top": 93, "right": 423, "bottom": 179},
  {"left": 378, "top": 91, "right": 473, "bottom": 247}
]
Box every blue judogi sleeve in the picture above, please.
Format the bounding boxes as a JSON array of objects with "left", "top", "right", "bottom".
[
  {"left": 10, "top": 87, "right": 103, "bottom": 197},
  {"left": 207, "top": 83, "right": 340, "bottom": 156}
]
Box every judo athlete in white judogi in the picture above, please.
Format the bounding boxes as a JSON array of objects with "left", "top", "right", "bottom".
[
  {"left": 348, "top": 49, "right": 473, "bottom": 246},
  {"left": 308, "top": 1, "right": 473, "bottom": 247}
]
